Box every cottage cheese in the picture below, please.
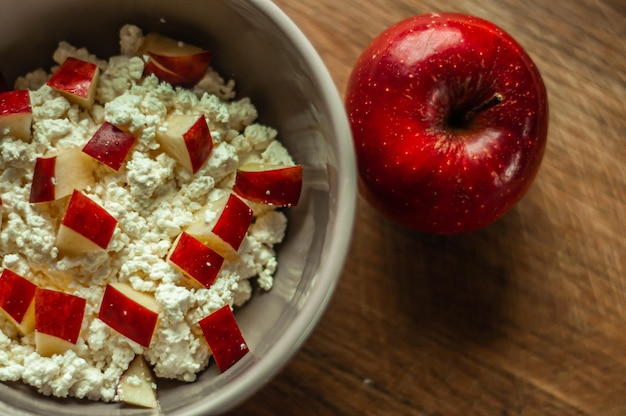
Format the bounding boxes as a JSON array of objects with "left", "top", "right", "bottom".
[{"left": 0, "top": 25, "right": 292, "bottom": 402}]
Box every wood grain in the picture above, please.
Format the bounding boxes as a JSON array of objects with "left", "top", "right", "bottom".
[{"left": 230, "top": 1, "right": 626, "bottom": 415}]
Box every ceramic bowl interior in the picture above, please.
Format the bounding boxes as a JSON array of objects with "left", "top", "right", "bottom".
[{"left": 0, "top": 0, "right": 356, "bottom": 414}]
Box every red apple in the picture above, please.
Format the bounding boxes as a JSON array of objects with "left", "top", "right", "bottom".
[
  {"left": 198, "top": 304, "right": 249, "bottom": 372},
  {"left": 139, "top": 32, "right": 211, "bottom": 88},
  {"left": 117, "top": 355, "right": 158, "bottom": 408},
  {"left": 156, "top": 114, "right": 213, "bottom": 173},
  {"left": 47, "top": 57, "right": 99, "bottom": 109},
  {"left": 167, "top": 232, "right": 224, "bottom": 289},
  {"left": 34, "top": 288, "right": 86, "bottom": 357},
  {"left": 0, "top": 269, "right": 37, "bottom": 335},
  {"left": 55, "top": 190, "right": 117, "bottom": 255},
  {"left": 98, "top": 283, "right": 160, "bottom": 348},
  {"left": 233, "top": 163, "right": 303, "bottom": 207},
  {"left": 29, "top": 148, "right": 96, "bottom": 203},
  {"left": 82, "top": 122, "right": 136, "bottom": 171},
  {"left": 0, "top": 89, "right": 32, "bottom": 141},
  {"left": 185, "top": 193, "right": 254, "bottom": 261},
  {"left": 345, "top": 13, "right": 548, "bottom": 235}
]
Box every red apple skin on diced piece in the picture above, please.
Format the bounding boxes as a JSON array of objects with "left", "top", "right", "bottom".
[
  {"left": 0, "top": 89, "right": 32, "bottom": 141},
  {"left": 212, "top": 194, "right": 254, "bottom": 252},
  {"left": 156, "top": 114, "right": 213, "bottom": 174},
  {"left": 143, "top": 59, "right": 193, "bottom": 87},
  {"left": 234, "top": 164, "right": 303, "bottom": 207},
  {"left": 198, "top": 304, "right": 249, "bottom": 372},
  {"left": 82, "top": 122, "right": 136, "bottom": 171},
  {"left": 185, "top": 194, "right": 253, "bottom": 261},
  {"left": 140, "top": 32, "right": 211, "bottom": 88},
  {"left": 29, "top": 156, "right": 56, "bottom": 203},
  {"left": 184, "top": 115, "right": 213, "bottom": 173},
  {"left": 168, "top": 232, "right": 224, "bottom": 289},
  {"left": 56, "top": 190, "right": 117, "bottom": 255},
  {"left": 148, "top": 52, "right": 210, "bottom": 87},
  {"left": 0, "top": 269, "right": 37, "bottom": 335},
  {"left": 47, "top": 57, "right": 99, "bottom": 109},
  {"left": 34, "top": 288, "right": 86, "bottom": 356},
  {"left": 98, "top": 283, "right": 160, "bottom": 348},
  {"left": 29, "top": 148, "right": 96, "bottom": 203}
]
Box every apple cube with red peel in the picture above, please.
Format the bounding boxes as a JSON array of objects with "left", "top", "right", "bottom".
[
  {"left": 55, "top": 190, "right": 117, "bottom": 256},
  {"left": 0, "top": 269, "right": 37, "bottom": 335},
  {"left": 233, "top": 163, "right": 303, "bottom": 207},
  {"left": 47, "top": 57, "right": 99, "bottom": 109},
  {"left": 143, "top": 59, "right": 195, "bottom": 89},
  {"left": 0, "top": 89, "right": 32, "bottom": 141},
  {"left": 98, "top": 283, "right": 160, "bottom": 348},
  {"left": 143, "top": 58, "right": 175, "bottom": 80},
  {"left": 156, "top": 114, "right": 213, "bottom": 174},
  {"left": 140, "top": 32, "right": 211, "bottom": 88},
  {"left": 186, "top": 194, "right": 253, "bottom": 261},
  {"left": 117, "top": 355, "right": 158, "bottom": 408},
  {"left": 82, "top": 122, "right": 136, "bottom": 171},
  {"left": 168, "top": 232, "right": 224, "bottom": 289},
  {"left": 198, "top": 304, "right": 249, "bottom": 372},
  {"left": 29, "top": 148, "right": 96, "bottom": 203},
  {"left": 34, "top": 288, "right": 86, "bottom": 357},
  {"left": 212, "top": 194, "right": 254, "bottom": 251}
]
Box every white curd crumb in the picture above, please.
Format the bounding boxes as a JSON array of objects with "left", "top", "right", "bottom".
[
  {"left": 52, "top": 41, "right": 108, "bottom": 70},
  {"left": 119, "top": 24, "right": 145, "bottom": 56}
]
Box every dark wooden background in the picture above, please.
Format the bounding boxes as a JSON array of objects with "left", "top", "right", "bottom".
[{"left": 231, "top": 0, "right": 626, "bottom": 414}]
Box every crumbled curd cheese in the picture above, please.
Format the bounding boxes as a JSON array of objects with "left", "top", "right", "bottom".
[{"left": 0, "top": 24, "right": 292, "bottom": 402}]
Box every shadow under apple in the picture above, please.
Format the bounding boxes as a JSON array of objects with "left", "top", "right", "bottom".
[{"left": 381, "top": 200, "right": 534, "bottom": 348}]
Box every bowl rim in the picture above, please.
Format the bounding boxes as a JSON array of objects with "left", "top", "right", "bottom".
[
  {"left": 181, "top": 1, "right": 357, "bottom": 414},
  {"left": 0, "top": 0, "right": 356, "bottom": 413}
]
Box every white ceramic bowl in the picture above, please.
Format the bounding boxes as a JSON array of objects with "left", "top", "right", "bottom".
[{"left": 0, "top": 0, "right": 356, "bottom": 414}]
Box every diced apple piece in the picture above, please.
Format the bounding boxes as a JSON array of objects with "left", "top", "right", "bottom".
[
  {"left": 233, "top": 163, "right": 303, "bottom": 207},
  {"left": 186, "top": 194, "right": 253, "bottom": 261},
  {"left": 212, "top": 194, "right": 254, "bottom": 251},
  {"left": 98, "top": 283, "right": 160, "bottom": 348},
  {"left": 0, "top": 269, "right": 37, "bottom": 335},
  {"left": 47, "top": 57, "right": 99, "bottom": 109},
  {"left": 198, "top": 304, "right": 249, "bottom": 372},
  {"left": 168, "top": 232, "right": 224, "bottom": 289},
  {"left": 82, "top": 122, "right": 136, "bottom": 171},
  {"left": 29, "top": 148, "right": 96, "bottom": 203},
  {"left": 156, "top": 114, "right": 212, "bottom": 174},
  {"left": 143, "top": 59, "right": 195, "bottom": 89},
  {"left": 147, "top": 52, "right": 210, "bottom": 88},
  {"left": 0, "top": 89, "right": 32, "bottom": 141},
  {"left": 34, "top": 288, "right": 86, "bottom": 357},
  {"left": 139, "top": 32, "right": 211, "bottom": 88},
  {"left": 55, "top": 190, "right": 117, "bottom": 256},
  {"left": 117, "top": 355, "right": 158, "bottom": 408},
  {"left": 29, "top": 157, "right": 56, "bottom": 203}
]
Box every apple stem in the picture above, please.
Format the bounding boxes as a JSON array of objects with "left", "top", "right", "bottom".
[{"left": 465, "top": 93, "right": 503, "bottom": 121}]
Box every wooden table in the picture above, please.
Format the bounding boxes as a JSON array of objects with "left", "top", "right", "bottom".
[{"left": 232, "top": 1, "right": 626, "bottom": 414}]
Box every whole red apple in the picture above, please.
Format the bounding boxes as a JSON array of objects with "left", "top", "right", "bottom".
[{"left": 345, "top": 13, "right": 548, "bottom": 234}]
